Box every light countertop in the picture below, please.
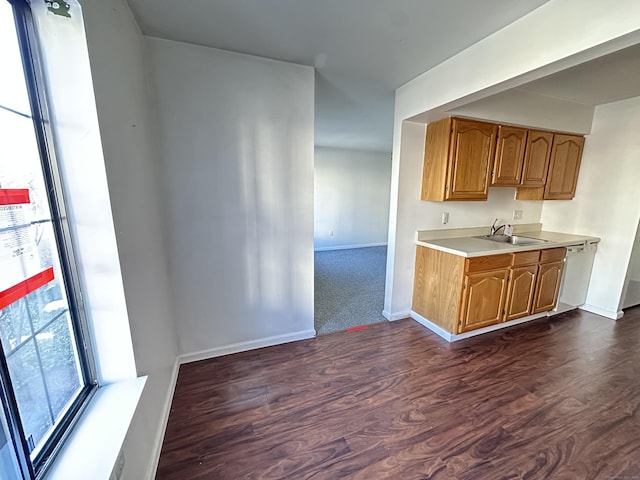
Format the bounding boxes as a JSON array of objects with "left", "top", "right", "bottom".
[{"left": 416, "top": 229, "right": 600, "bottom": 258}]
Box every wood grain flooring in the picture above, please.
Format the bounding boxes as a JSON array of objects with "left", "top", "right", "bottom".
[{"left": 157, "top": 307, "right": 640, "bottom": 479}]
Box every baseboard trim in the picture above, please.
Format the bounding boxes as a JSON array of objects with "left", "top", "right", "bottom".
[
  {"left": 410, "top": 310, "right": 547, "bottom": 342},
  {"left": 178, "top": 329, "right": 317, "bottom": 364},
  {"left": 145, "top": 358, "right": 180, "bottom": 480},
  {"left": 551, "top": 301, "right": 578, "bottom": 315},
  {"left": 314, "top": 242, "right": 387, "bottom": 252},
  {"left": 410, "top": 311, "right": 453, "bottom": 341},
  {"left": 580, "top": 303, "right": 623, "bottom": 320},
  {"left": 382, "top": 309, "right": 411, "bottom": 321}
]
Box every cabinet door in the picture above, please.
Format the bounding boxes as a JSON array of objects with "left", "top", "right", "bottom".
[
  {"left": 491, "top": 126, "right": 527, "bottom": 186},
  {"left": 544, "top": 134, "right": 585, "bottom": 200},
  {"left": 532, "top": 261, "right": 564, "bottom": 313},
  {"left": 421, "top": 117, "right": 453, "bottom": 201},
  {"left": 504, "top": 265, "right": 538, "bottom": 321},
  {"left": 446, "top": 119, "right": 497, "bottom": 200},
  {"left": 459, "top": 269, "right": 509, "bottom": 333},
  {"left": 521, "top": 130, "right": 554, "bottom": 187}
]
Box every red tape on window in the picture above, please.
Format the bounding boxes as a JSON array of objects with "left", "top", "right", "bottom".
[
  {"left": 0, "top": 267, "right": 55, "bottom": 310},
  {"left": 0, "top": 189, "right": 30, "bottom": 206}
]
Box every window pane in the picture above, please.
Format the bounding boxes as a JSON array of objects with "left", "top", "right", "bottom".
[
  {"left": 5, "top": 341, "right": 51, "bottom": 450},
  {"left": 0, "top": 229, "right": 84, "bottom": 456},
  {"left": 31, "top": 223, "right": 69, "bottom": 331},
  {"left": 0, "top": 298, "right": 32, "bottom": 356},
  {"left": 0, "top": 98, "right": 51, "bottom": 222},
  {"left": 0, "top": 1, "right": 31, "bottom": 115},
  {"left": 0, "top": 401, "right": 24, "bottom": 480},
  {"left": 35, "top": 313, "right": 82, "bottom": 420}
]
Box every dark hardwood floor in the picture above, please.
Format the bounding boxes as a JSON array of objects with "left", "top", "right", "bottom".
[{"left": 157, "top": 307, "right": 640, "bottom": 479}]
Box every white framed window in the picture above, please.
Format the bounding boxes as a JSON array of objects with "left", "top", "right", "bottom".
[{"left": 0, "top": 1, "right": 97, "bottom": 477}]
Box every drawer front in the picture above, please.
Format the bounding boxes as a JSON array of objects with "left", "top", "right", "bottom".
[
  {"left": 512, "top": 250, "right": 540, "bottom": 266},
  {"left": 465, "top": 254, "right": 512, "bottom": 273},
  {"left": 540, "top": 247, "right": 567, "bottom": 264}
]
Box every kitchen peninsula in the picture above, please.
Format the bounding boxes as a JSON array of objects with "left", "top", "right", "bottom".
[{"left": 412, "top": 223, "right": 600, "bottom": 341}]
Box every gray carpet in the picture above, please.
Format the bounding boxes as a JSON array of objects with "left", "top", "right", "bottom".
[{"left": 314, "top": 246, "right": 387, "bottom": 335}]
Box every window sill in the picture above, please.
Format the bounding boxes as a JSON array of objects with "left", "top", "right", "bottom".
[{"left": 43, "top": 376, "right": 147, "bottom": 480}]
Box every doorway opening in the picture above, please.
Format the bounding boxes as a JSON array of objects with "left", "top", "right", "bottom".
[
  {"left": 622, "top": 218, "right": 640, "bottom": 310},
  {"left": 313, "top": 147, "right": 391, "bottom": 335}
]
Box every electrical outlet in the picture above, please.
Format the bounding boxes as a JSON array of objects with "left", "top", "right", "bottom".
[
  {"left": 442, "top": 212, "right": 449, "bottom": 224},
  {"left": 329, "top": 230, "right": 334, "bottom": 237},
  {"left": 513, "top": 209, "right": 523, "bottom": 220}
]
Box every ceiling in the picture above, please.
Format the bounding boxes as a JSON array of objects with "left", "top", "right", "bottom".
[{"left": 126, "top": 0, "right": 551, "bottom": 152}]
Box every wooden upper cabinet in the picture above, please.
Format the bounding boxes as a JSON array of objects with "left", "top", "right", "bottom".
[
  {"left": 521, "top": 130, "right": 554, "bottom": 187},
  {"left": 459, "top": 268, "right": 509, "bottom": 333},
  {"left": 421, "top": 117, "right": 497, "bottom": 201},
  {"left": 544, "top": 134, "right": 585, "bottom": 200},
  {"left": 491, "top": 126, "right": 528, "bottom": 186},
  {"left": 447, "top": 119, "right": 497, "bottom": 200},
  {"left": 422, "top": 117, "right": 584, "bottom": 202}
]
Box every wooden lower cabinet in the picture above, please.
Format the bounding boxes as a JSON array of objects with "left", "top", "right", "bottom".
[
  {"left": 504, "top": 265, "right": 538, "bottom": 321},
  {"left": 459, "top": 269, "right": 509, "bottom": 332},
  {"left": 412, "top": 245, "right": 567, "bottom": 335},
  {"left": 532, "top": 261, "right": 564, "bottom": 313}
]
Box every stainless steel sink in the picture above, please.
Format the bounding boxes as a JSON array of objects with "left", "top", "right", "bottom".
[{"left": 474, "top": 235, "right": 549, "bottom": 246}]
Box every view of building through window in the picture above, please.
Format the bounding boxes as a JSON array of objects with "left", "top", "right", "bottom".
[{"left": 0, "top": 0, "right": 87, "bottom": 473}]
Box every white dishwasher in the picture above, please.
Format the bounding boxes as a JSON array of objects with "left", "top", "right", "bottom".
[{"left": 554, "top": 241, "right": 599, "bottom": 313}]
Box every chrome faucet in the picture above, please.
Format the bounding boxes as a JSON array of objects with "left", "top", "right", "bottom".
[{"left": 490, "top": 218, "right": 506, "bottom": 236}]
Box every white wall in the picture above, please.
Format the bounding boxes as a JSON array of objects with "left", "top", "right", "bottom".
[
  {"left": 145, "top": 37, "right": 315, "bottom": 357},
  {"left": 629, "top": 226, "right": 640, "bottom": 282},
  {"left": 541, "top": 97, "right": 640, "bottom": 318},
  {"left": 385, "top": 0, "right": 640, "bottom": 320},
  {"left": 80, "top": 1, "right": 179, "bottom": 478},
  {"left": 446, "top": 89, "right": 594, "bottom": 134},
  {"left": 396, "top": 0, "right": 640, "bottom": 121},
  {"left": 314, "top": 147, "right": 391, "bottom": 250}
]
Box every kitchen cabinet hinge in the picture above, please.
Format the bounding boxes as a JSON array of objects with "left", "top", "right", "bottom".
[
  {"left": 462, "top": 283, "right": 466, "bottom": 289},
  {"left": 444, "top": 185, "right": 449, "bottom": 192},
  {"left": 491, "top": 170, "right": 495, "bottom": 177}
]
